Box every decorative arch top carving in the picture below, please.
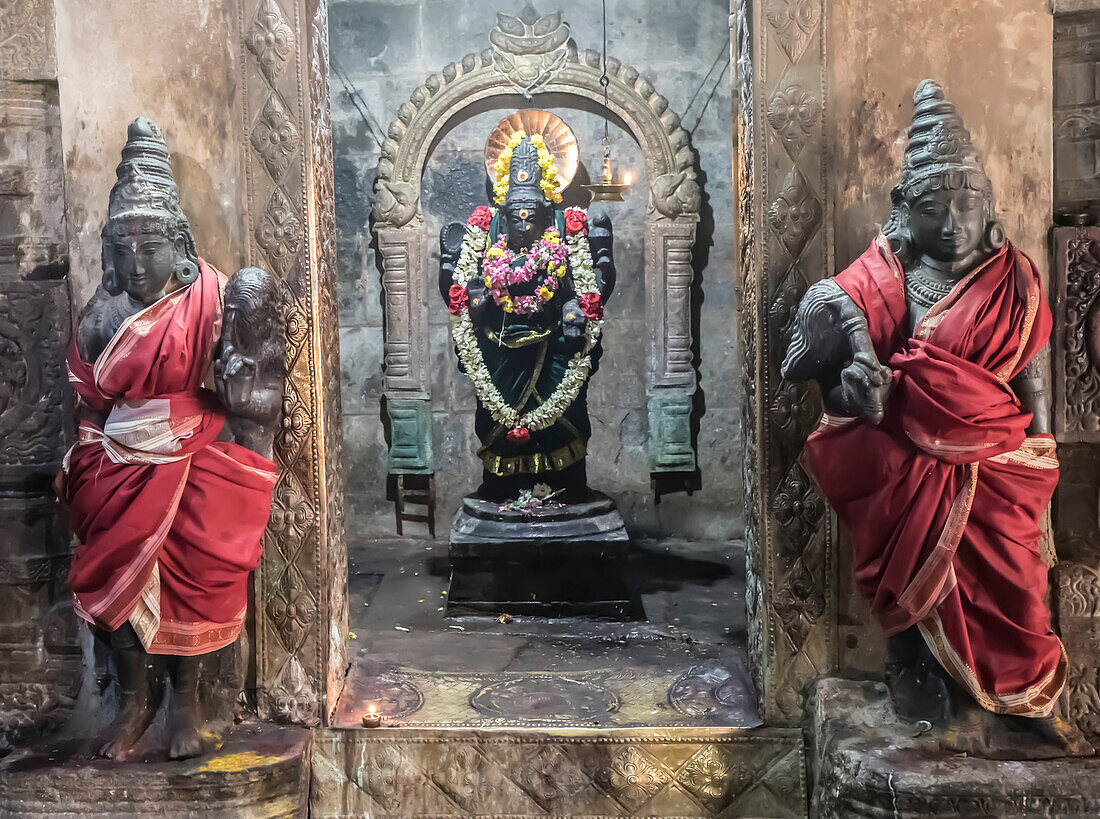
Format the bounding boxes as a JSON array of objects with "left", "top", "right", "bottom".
[{"left": 373, "top": 45, "right": 701, "bottom": 228}]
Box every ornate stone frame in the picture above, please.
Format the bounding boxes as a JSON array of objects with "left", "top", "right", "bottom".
[
  {"left": 236, "top": 0, "right": 347, "bottom": 725},
  {"left": 372, "top": 18, "right": 703, "bottom": 476}
]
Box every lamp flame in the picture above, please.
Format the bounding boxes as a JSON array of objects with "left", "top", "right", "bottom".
[{"left": 623, "top": 172, "right": 632, "bottom": 187}]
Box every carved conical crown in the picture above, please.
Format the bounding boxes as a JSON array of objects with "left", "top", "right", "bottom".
[
  {"left": 504, "top": 136, "right": 546, "bottom": 203},
  {"left": 104, "top": 117, "right": 195, "bottom": 257}
]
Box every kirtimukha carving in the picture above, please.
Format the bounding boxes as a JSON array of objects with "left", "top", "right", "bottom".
[
  {"left": 439, "top": 115, "right": 614, "bottom": 502},
  {"left": 56, "top": 118, "right": 283, "bottom": 760},
  {"left": 782, "top": 80, "right": 1092, "bottom": 757}
]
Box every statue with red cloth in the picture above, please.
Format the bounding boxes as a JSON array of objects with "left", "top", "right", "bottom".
[
  {"left": 782, "top": 81, "right": 1093, "bottom": 757},
  {"left": 57, "top": 118, "right": 283, "bottom": 760}
]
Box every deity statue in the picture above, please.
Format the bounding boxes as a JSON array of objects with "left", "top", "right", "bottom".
[
  {"left": 782, "top": 80, "right": 1093, "bottom": 757},
  {"left": 439, "top": 115, "right": 614, "bottom": 502},
  {"left": 55, "top": 118, "right": 283, "bottom": 760}
]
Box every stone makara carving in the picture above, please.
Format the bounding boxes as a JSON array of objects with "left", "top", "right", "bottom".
[
  {"left": 56, "top": 118, "right": 283, "bottom": 760},
  {"left": 781, "top": 81, "right": 1091, "bottom": 758}
]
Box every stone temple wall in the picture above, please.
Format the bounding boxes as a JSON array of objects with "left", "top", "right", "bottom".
[{"left": 330, "top": 0, "right": 741, "bottom": 542}]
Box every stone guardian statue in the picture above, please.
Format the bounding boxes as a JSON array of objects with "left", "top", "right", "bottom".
[
  {"left": 56, "top": 118, "right": 283, "bottom": 760},
  {"left": 782, "top": 81, "right": 1093, "bottom": 757}
]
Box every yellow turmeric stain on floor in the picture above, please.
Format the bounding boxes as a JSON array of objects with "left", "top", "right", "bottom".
[{"left": 194, "top": 751, "right": 281, "bottom": 773}]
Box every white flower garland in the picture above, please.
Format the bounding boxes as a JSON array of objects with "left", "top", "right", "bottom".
[{"left": 451, "top": 206, "right": 602, "bottom": 432}]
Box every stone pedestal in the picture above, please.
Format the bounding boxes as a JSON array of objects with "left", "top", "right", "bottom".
[
  {"left": 808, "top": 677, "right": 1100, "bottom": 818},
  {"left": 447, "top": 493, "right": 633, "bottom": 618},
  {"left": 0, "top": 722, "right": 311, "bottom": 818}
]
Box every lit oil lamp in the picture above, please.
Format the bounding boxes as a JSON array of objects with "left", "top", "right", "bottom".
[
  {"left": 362, "top": 703, "right": 383, "bottom": 728},
  {"left": 582, "top": 137, "right": 631, "bottom": 203}
]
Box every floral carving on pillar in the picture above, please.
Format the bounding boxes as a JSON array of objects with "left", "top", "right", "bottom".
[
  {"left": 765, "top": 0, "right": 821, "bottom": 63},
  {"left": 251, "top": 94, "right": 301, "bottom": 181},
  {"left": 245, "top": 0, "right": 296, "bottom": 85},
  {"left": 766, "top": 83, "right": 820, "bottom": 159}
]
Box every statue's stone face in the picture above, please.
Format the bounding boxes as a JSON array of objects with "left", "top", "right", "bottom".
[
  {"left": 110, "top": 227, "right": 182, "bottom": 305},
  {"left": 503, "top": 190, "right": 553, "bottom": 250},
  {"left": 907, "top": 187, "right": 986, "bottom": 264}
]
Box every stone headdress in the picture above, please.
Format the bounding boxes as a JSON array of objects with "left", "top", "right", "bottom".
[
  {"left": 884, "top": 80, "right": 1002, "bottom": 254},
  {"left": 505, "top": 137, "right": 547, "bottom": 204},
  {"left": 101, "top": 117, "right": 198, "bottom": 292}
]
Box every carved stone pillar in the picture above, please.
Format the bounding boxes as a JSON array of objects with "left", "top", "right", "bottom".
[
  {"left": 0, "top": 0, "right": 81, "bottom": 753},
  {"left": 237, "top": 0, "right": 348, "bottom": 725},
  {"left": 733, "top": 0, "right": 837, "bottom": 724}
]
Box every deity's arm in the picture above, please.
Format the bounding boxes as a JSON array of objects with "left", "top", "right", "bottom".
[
  {"left": 781, "top": 278, "right": 892, "bottom": 424},
  {"left": 440, "top": 221, "right": 491, "bottom": 327},
  {"left": 214, "top": 268, "right": 284, "bottom": 459},
  {"left": 1010, "top": 343, "right": 1052, "bottom": 436},
  {"left": 588, "top": 207, "right": 616, "bottom": 302}
]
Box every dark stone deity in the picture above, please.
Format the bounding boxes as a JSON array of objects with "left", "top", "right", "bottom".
[
  {"left": 439, "top": 127, "right": 614, "bottom": 502},
  {"left": 56, "top": 118, "right": 283, "bottom": 760},
  {"left": 782, "top": 81, "right": 1093, "bottom": 757}
]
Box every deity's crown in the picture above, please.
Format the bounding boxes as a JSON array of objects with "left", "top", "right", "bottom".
[
  {"left": 506, "top": 137, "right": 546, "bottom": 202},
  {"left": 104, "top": 117, "right": 194, "bottom": 245},
  {"left": 896, "top": 80, "right": 991, "bottom": 202}
]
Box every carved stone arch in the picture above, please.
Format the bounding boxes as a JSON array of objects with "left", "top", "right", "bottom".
[{"left": 373, "top": 31, "right": 703, "bottom": 476}]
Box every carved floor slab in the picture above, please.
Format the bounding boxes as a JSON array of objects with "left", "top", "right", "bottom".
[
  {"left": 0, "top": 722, "right": 311, "bottom": 818},
  {"left": 311, "top": 727, "right": 806, "bottom": 818},
  {"left": 809, "top": 677, "right": 1100, "bottom": 818}
]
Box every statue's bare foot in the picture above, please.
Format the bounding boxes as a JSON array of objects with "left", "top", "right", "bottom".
[
  {"left": 168, "top": 702, "right": 204, "bottom": 760},
  {"left": 1023, "top": 715, "right": 1095, "bottom": 758},
  {"left": 95, "top": 698, "right": 156, "bottom": 760}
]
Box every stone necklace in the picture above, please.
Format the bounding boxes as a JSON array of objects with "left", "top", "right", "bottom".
[{"left": 905, "top": 263, "right": 957, "bottom": 309}]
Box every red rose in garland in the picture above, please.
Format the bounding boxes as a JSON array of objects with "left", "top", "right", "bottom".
[
  {"left": 448, "top": 284, "right": 469, "bottom": 315},
  {"left": 565, "top": 208, "right": 587, "bottom": 236},
  {"left": 578, "top": 292, "right": 603, "bottom": 320},
  {"left": 505, "top": 426, "right": 531, "bottom": 445},
  {"left": 467, "top": 205, "right": 493, "bottom": 231}
]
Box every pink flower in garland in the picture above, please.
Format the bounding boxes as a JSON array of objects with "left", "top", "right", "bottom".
[{"left": 467, "top": 206, "right": 493, "bottom": 230}]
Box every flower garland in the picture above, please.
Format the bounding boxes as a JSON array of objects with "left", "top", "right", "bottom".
[
  {"left": 449, "top": 205, "right": 602, "bottom": 437},
  {"left": 481, "top": 227, "right": 568, "bottom": 315},
  {"left": 492, "top": 130, "right": 562, "bottom": 205}
]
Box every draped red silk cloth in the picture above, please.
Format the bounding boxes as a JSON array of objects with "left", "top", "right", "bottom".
[
  {"left": 805, "top": 238, "right": 1064, "bottom": 717},
  {"left": 58, "top": 260, "right": 277, "bottom": 656}
]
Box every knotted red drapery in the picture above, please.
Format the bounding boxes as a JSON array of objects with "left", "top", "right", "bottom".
[
  {"left": 805, "top": 237, "right": 1064, "bottom": 717},
  {"left": 58, "top": 260, "right": 277, "bottom": 656}
]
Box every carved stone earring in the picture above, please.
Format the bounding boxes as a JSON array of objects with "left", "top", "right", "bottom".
[
  {"left": 174, "top": 257, "right": 200, "bottom": 284},
  {"left": 982, "top": 220, "right": 1006, "bottom": 253}
]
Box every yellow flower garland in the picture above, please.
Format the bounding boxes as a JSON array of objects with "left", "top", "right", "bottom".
[{"left": 492, "top": 130, "right": 563, "bottom": 205}]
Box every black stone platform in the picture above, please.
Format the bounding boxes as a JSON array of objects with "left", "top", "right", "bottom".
[
  {"left": 0, "top": 721, "right": 311, "bottom": 818},
  {"left": 447, "top": 493, "right": 633, "bottom": 618},
  {"left": 809, "top": 677, "right": 1100, "bottom": 818}
]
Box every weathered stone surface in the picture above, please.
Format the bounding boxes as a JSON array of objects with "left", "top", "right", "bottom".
[
  {"left": 808, "top": 677, "right": 1100, "bottom": 818},
  {"left": 310, "top": 727, "right": 805, "bottom": 817},
  {"left": 0, "top": 722, "right": 311, "bottom": 818}
]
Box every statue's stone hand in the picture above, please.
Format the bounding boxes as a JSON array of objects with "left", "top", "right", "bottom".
[
  {"left": 215, "top": 351, "right": 257, "bottom": 416},
  {"left": 837, "top": 352, "right": 892, "bottom": 425},
  {"left": 467, "top": 278, "right": 491, "bottom": 325},
  {"left": 562, "top": 298, "right": 587, "bottom": 342}
]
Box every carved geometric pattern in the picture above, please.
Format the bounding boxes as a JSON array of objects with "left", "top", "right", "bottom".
[
  {"left": 268, "top": 655, "right": 319, "bottom": 726},
  {"left": 267, "top": 567, "right": 317, "bottom": 653},
  {"left": 250, "top": 94, "right": 301, "bottom": 181},
  {"left": 0, "top": 0, "right": 54, "bottom": 78},
  {"left": 255, "top": 187, "right": 303, "bottom": 276},
  {"left": 736, "top": 0, "right": 834, "bottom": 725},
  {"left": 595, "top": 746, "right": 671, "bottom": 812},
  {"left": 245, "top": 0, "right": 295, "bottom": 85},
  {"left": 312, "top": 733, "right": 808, "bottom": 817},
  {"left": 764, "top": 0, "right": 821, "bottom": 63},
  {"left": 766, "top": 82, "right": 820, "bottom": 159},
  {"left": 767, "top": 167, "right": 822, "bottom": 258},
  {"left": 1053, "top": 230, "right": 1100, "bottom": 441},
  {"left": 512, "top": 745, "right": 588, "bottom": 810}
]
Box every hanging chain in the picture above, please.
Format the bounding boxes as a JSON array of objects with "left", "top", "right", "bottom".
[{"left": 600, "top": 0, "right": 611, "bottom": 170}]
